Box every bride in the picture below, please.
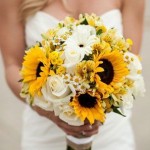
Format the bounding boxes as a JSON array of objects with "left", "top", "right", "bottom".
[{"left": 0, "top": 0, "right": 145, "bottom": 150}]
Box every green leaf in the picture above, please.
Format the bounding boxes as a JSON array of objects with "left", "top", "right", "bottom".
[
  {"left": 29, "top": 96, "right": 34, "bottom": 106},
  {"left": 83, "top": 54, "right": 93, "bottom": 60},
  {"left": 36, "top": 42, "right": 42, "bottom": 47},
  {"left": 41, "top": 33, "right": 48, "bottom": 40},
  {"left": 113, "top": 106, "right": 126, "bottom": 117},
  {"left": 58, "top": 23, "right": 64, "bottom": 28},
  {"left": 80, "top": 18, "right": 88, "bottom": 25},
  {"left": 132, "top": 94, "right": 136, "bottom": 100},
  {"left": 96, "top": 29, "right": 103, "bottom": 35}
]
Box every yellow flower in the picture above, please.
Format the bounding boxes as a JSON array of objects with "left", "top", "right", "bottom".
[
  {"left": 70, "top": 92, "right": 105, "bottom": 124},
  {"left": 75, "top": 60, "right": 96, "bottom": 80},
  {"left": 112, "top": 38, "right": 129, "bottom": 52},
  {"left": 92, "top": 41, "right": 111, "bottom": 54},
  {"left": 89, "top": 55, "right": 104, "bottom": 83},
  {"left": 75, "top": 61, "right": 88, "bottom": 79},
  {"left": 96, "top": 25, "right": 107, "bottom": 33},
  {"left": 49, "top": 51, "right": 63, "bottom": 65},
  {"left": 126, "top": 38, "right": 133, "bottom": 46},
  {"left": 56, "top": 66, "right": 66, "bottom": 75},
  {"left": 20, "top": 46, "right": 50, "bottom": 96},
  {"left": 103, "top": 98, "right": 112, "bottom": 113},
  {"left": 64, "top": 16, "right": 76, "bottom": 25},
  {"left": 85, "top": 13, "right": 96, "bottom": 26},
  {"left": 41, "top": 40, "right": 54, "bottom": 53},
  {"left": 101, "top": 28, "right": 116, "bottom": 43},
  {"left": 93, "top": 51, "right": 129, "bottom": 98}
]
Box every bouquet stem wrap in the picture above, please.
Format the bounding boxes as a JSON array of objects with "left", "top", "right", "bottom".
[{"left": 66, "top": 135, "right": 93, "bottom": 150}]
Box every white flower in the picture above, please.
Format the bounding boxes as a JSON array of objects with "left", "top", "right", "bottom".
[
  {"left": 124, "top": 52, "right": 145, "bottom": 97},
  {"left": 124, "top": 52, "right": 142, "bottom": 80},
  {"left": 42, "top": 75, "right": 72, "bottom": 103},
  {"left": 132, "top": 76, "right": 146, "bottom": 97},
  {"left": 121, "top": 90, "right": 134, "bottom": 109},
  {"left": 64, "top": 45, "right": 84, "bottom": 67},
  {"left": 33, "top": 95, "right": 53, "bottom": 111},
  {"left": 63, "top": 25, "right": 97, "bottom": 72},
  {"left": 62, "top": 74, "right": 88, "bottom": 94},
  {"left": 54, "top": 102, "right": 84, "bottom": 126}
]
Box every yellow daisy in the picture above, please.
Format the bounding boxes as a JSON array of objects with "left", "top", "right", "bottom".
[
  {"left": 20, "top": 46, "right": 50, "bottom": 96},
  {"left": 70, "top": 92, "right": 105, "bottom": 124},
  {"left": 94, "top": 51, "right": 129, "bottom": 98}
]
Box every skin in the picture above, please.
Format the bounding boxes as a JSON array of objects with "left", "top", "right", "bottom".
[{"left": 0, "top": 0, "right": 145, "bottom": 138}]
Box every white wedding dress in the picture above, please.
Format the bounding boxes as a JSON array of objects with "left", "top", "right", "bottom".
[{"left": 22, "top": 9, "right": 135, "bottom": 150}]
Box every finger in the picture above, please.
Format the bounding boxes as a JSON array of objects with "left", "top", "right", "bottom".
[
  {"left": 55, "top": 116, "right": 101, "bottom": 136},
  {"left": 89, "top": 121, "right": 101, "bottom": 130},
  {"left": 66, "top": 123, "right": 100, "bottom": 138},
  {"left": 82, "top": 121, "right": 101, "bottom": 132},
  {"left": 82, "top": 129, "right": 99, "bottom": 137},
  {"left": 63, "top": 128, "right": 84, "bottom": 138},
  {"left": 58, "top": 119, "right": 93, "bottom": 132},
  {"left": 57, "top": 120, "right": 100, "bottom": 138},
  {"left": 55, "top": 118, "right": 82, "bottom": 133}
]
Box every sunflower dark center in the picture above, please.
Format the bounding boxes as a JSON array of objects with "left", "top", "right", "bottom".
[
  {"left": 36, "top": 62, "right": 44, "bottom": 77},
  {"left": 79, "top": 44, "right": 84, "bottom": 47},
  {"left": 78, "top": 93, "right": 97, "bottom": 108},
  {"left": 98, "top": 59, "right": 114, "bottom": 84}
]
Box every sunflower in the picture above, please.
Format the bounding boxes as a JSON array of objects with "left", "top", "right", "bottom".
[
  {"left": 93, "top": 51, "right": 129, "bottom": 98},
  {"left": 20, "top": 46, "right": 50, "bottom": 96},
  {"left": 70, "top": 92, "right": 105, "bottom": 124}
]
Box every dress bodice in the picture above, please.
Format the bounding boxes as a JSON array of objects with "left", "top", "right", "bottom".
[{"left": 25, "top": 9, "right": 123, "bottom": 47}]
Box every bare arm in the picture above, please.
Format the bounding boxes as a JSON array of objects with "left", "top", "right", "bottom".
[
  {"left": 0, "top": 0, "right": 25, "bottom": 101},
  {"left": 122, "top": 0, "right": 145, "bottom": 54}
]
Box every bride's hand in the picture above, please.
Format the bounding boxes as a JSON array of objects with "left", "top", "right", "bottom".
[{"left": 33, "top": 105, "right": 101, "bottom": 138}]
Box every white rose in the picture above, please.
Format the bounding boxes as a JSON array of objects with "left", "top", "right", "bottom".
[
  {"left": 63, "top": 46, "right": 84, "bottom": 74},
  {"left": 64, "top": 45, "right": 84, "bottom": 65},
  {"left": 33, "top": 95, "right": 53, "bottom": 111},
  {"left": 42, "top": 75, "right": 72, "bottom": 103},
  {"left": 54, "top": 103, "right": 84, "bottom": 126}
]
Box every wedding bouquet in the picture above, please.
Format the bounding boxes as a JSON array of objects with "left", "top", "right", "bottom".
[{"left": 20, "top": 14, "right": 145, "bottom": 150}]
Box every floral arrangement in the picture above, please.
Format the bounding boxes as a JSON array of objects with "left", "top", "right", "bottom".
[{"left": 20, "top": 14, "right": 145, "bottom": 150}]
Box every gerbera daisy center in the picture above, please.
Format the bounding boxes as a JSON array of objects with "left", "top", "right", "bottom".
[
  {"left": 98, "top": 59, "right": 114, "bottom": 84},
  {"left": 79, "top": 44, "right": 84, "bottom": 48},
  {"left": 78, "top": 93, "right": 97, "bottom": 108}
]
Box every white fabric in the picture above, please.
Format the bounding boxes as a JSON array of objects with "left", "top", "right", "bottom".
[
  {"left": 23, "top": 9, "right": 135, "bottom": 150},
  {"left": 66, "top": 135, "right": 94, "bottom": 145}
]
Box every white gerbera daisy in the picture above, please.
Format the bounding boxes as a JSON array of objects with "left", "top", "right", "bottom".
[{"left": 65, "top": 25, "right": 97, "bottom": 59}]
